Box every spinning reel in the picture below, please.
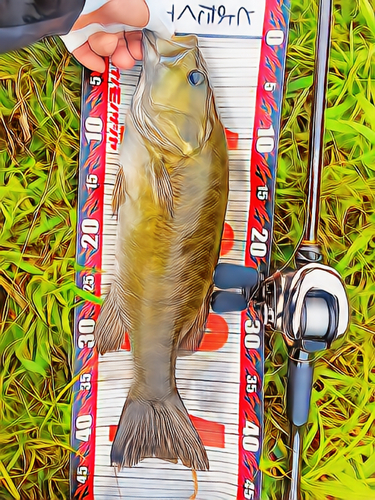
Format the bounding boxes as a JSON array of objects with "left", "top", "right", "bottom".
[
  {"left": 212, "top": 0, "right": 349, "bottom": 498},
  {"left": 213, "top": 261, "right": 348, "bottom": 351},
  {"left": 212, "top": 244, "right": 349, "bottom": 500}
]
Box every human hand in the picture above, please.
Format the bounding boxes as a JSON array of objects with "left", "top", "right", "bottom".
[{"left": 61, "top": 0, "right": 150, "bottom": 73}]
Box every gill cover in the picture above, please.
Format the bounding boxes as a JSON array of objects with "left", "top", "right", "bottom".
[{"left": 0, "top": 0, "right": 85, "bottom": 53}]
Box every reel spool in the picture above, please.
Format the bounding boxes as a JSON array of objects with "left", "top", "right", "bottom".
[{"left": 265, "top": 263, "right": 349, "bottom": 350}]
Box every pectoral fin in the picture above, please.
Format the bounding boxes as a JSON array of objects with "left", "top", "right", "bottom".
[
  {"left": 149, "top": 158, "right": 174, "bottom": 217},
  {"left": 178, "top": 283, "right": 213, "bottom": 356}
]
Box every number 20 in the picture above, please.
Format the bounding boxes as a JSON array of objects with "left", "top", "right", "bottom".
[
  {"left": 81, "top": 219, "right": 99, "bottom": 250},
  {"left": 250, "top": 228, "right": 269, "bottom": 258}
]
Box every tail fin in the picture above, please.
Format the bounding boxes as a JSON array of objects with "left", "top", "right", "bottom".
[{"left": 111, "top": 389, "right": 209, "bottom": 471}]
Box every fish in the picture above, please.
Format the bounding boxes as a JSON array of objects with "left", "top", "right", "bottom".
[{"left": 95, "top": 30, "right": 229, "bottom": 471}]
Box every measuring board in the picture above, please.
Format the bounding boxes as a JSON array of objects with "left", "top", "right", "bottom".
[{"left": 71, "top": 1, "right": 290, "bottom": 499}]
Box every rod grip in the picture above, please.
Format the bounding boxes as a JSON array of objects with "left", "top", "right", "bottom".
[
  {"left": 286, "top": 356, "right": 314, "bottom": 427},
  {"left": 284, "top": 356, "right": 314, "bottom": 500}
]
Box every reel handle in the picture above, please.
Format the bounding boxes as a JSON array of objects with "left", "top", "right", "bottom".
[
  {"left": 211, "top": 264, "right": 259, "bottom": 313},
  {"left": 213, "top": 263, "right": 258, "bottom": 290}
]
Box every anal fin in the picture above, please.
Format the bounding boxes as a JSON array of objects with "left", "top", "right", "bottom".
[
  {"left": 95, "top": 282, "right": 128, "bottom": 355},
  {"left": 178, "top": 283, "right": 213, "bottom": 356},
  {"left": 112, "top": 166, "right": 127, "bottom": 215}
]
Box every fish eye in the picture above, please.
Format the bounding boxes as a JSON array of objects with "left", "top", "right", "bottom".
[{"left": 188, "top": 70, "right": 205, "bottom": 86}]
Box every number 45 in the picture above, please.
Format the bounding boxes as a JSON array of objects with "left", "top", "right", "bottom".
[{"left": 77, "top": 466, "right": 88, "bottom": 484}]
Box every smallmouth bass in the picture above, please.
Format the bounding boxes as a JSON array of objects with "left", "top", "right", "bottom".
[{"left": 95, "top": 30, "right": 229, "bottom": 471}]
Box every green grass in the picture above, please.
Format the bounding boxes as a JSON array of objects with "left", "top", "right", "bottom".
[
  {"left": 262, "top": 0, "right": 375, "bottom": 499},
  {"left": 0, "top": 39, "right": 81, "bottom": 499},
  {"left": 0, "top": 0, "right": 375, "bottom": 498}
]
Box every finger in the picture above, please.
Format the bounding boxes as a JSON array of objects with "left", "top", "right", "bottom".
[
  {"left": 111, "top": 37, "right": 136, "bottom": 70},
  {"left": 73, "top": 43, "right": 106, "bottom": 73},
  {"left": 125, "top": 31, "right": 143, "bottom": 61},
  {"left": 88, "top": 32, "right": 119, "bottom": 57},
  {"left": 100, "top": 0, "right": 149, "bottom": 28},
  {"left": 72, "top": 0, "right": 149, "bottom": 31}
]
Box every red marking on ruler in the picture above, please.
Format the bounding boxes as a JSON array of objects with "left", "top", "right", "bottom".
[
  {"left": 109, "top": 416, "right": 225, "bottom": 449},
  {"left": 190, "top": 415, "right": 225, "bottom": 449},
  {"left": 198, "top": 313, "right": 229, "bottom": 352},
  {"left": 108, "top": 66, "right": 121, "bottom": 152},
  {"left": 225, "top": 129, "right": 239, "bottom": 150},
  {"left": 121, "top": 334, "right": 130, "bottom": 351},
  {"left": 120, "top": 125, "right": 125, "bottom": 143},
  {"left": 109, "top": 425, "right": 117, "bottom": 442},
  {"left": 220, "top": 222, "right": 235, "bottom": 256}
]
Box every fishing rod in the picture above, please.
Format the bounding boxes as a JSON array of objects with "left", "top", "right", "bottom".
[
  {"left": 295, "top": 0, "right": 331, "bottom": 267},
  {"left": 283, "top": 0, "right": 336, "bottom": 497},
  {"left": 211, "top": 0, "right": 349, "bottom": 498}
]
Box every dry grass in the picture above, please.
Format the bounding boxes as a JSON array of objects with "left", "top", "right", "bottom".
[
  {"left": 263, "top": 0, "right": 375, "bottom": 498},
  {"left": 0, "top": 0, "right": 374, "bottom": 498}
]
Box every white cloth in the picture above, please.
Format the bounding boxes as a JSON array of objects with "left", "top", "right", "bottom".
[{"left": 61, "top": 0, "right": 174, "bottom": 53}]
